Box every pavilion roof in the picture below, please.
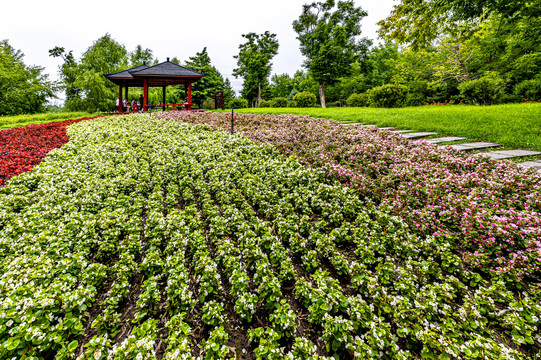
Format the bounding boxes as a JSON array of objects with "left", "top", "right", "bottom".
[{"left": 104, "top": 60, "right": 204, "bottom": 87}]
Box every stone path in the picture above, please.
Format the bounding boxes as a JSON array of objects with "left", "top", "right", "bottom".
[
  {"left": 446, "top": 142, "right": 502, "bottom": 151},
  {"left": 401, "top": 132, "right": 438, "bottom": 139},
  {"left": 474, "top": 149, "right": 541, "bottom": 160},
  {"left": 426, "top": 136, "right": 467, "bottom": 144},
  {"left": 342, "top": 123, "right": 541, "bottom": 170}
]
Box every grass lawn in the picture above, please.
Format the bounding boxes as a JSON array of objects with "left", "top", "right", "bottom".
[
  {"left": 227, "top": 103, "right": 541, "bottom": 151},
  {"left": 0, "top": 111, "right": 99, "bottom": 130}
]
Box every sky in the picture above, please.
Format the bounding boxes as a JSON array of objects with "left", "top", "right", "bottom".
[{"left": 1, "top": 0, "right": 396, "bottom": 101}]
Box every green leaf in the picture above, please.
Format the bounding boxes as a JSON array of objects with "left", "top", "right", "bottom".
[
  {"left": 6, "top": 338, "right": 20, "bottom": 351},
  {"left": 67, "top": 340, "right": 78, "bottom": 351}
]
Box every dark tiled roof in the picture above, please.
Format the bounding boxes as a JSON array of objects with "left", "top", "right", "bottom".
[
  {"left": 105, "top": 64, "right": 150, "bottom": 79},
  {"left": 132, "top": 61, "right": 204, "bottom": 77}
]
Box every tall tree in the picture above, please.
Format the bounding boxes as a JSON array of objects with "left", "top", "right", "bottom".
[
  {"left": 233, "top": 32, "right": 279, "bottom": 106},
  {"left": 378, "top": 0, "right": 541, "bottom": 50},
  {"left": 1, "top": 40, "right": 56, "bottom": 115},
  {"left": 129, "top": 45, "right": 154, "bottom": 66},
  {"left": 50, "top": 34, "right": 128, "bottom": 112},
  {"left": 184, "top": 47, "right": 228, "bottom": 108},
  {"left": 293, "top": 0, "right": 369, "bottom": 107},
  {"left": 269, "top": 73, "right": 294, "bottom": 99}
]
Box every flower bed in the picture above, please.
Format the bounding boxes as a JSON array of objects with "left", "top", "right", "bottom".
[
  {"left": 0, "top": 114, "right": 538, "bottom": 359},
  {"left": 155, "top": 111, "right": 541, "bottom": 281},
  {"left": 0, "top": 116, "right": 101, "bottom": 187}
]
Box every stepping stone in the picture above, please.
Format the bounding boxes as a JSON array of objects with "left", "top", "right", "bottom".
[
  {"left": 378, "top": 127, "right": 395, "bottom": 130},
  {"left": 401, "top": 132, "right": 438, "bottom": 139},
  {"left": 361, "top": 124, "right": 377, "bottom": 128},
  {"left": 518, "top": 161, "right": 541, "bottom": 170},
  {"left": 391, "top": 130, "right": 413, "bottom": 133},
  {"left": 426, "top": 136, "right": 467, "bottom": 144},
  {"left": 445, "top": 142, "right": 502, "bottom": 151},
  {"left": 475, "top": 149, "right": 541, "bottom": 160}
]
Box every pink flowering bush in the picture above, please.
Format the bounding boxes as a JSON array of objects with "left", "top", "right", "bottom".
[{"left": 155, "top": 111, "right": 541, "bottom": 281}]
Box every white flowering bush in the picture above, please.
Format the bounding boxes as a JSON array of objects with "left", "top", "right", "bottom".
[{"left": 0, "top": 113, "right": 539, "bottom": 359}]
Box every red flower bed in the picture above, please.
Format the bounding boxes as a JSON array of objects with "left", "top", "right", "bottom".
[{"left": 0, "top": 116, "right": 101, "bottom": 187}]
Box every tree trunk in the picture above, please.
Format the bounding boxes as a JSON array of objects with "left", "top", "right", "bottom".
[
  {"left": 258, "top": 79, "right": 262, "bottom": 107},
  {"left": 318, "top": 83, "right": 326, "bottom": 108}
]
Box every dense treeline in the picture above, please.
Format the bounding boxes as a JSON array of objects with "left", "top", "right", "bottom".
[
  {"left": 0, "top": 40, "right": 56, "bottom": 116},
  {"left": 3, "top": 0, "right": 541, "bottom": 114},
  {"left": 259, "top": 0, "right": 541, "bottom": 108}
]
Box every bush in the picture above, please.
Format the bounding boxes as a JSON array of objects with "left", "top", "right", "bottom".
[
  {"left": 346, "top": 93, "right": 369, "bottom": 107},
  {"left": 202, "top": 98, "right": 215, "bottom": 110},
  {"left": 258, "top": 99, "right": 271, "bottom": 108},
  {"left": 287, "top": 101, "right": 298, "bottom": 108},
  {"left": 327, "top": 101, "right": 342, "bottom": 108},
  {"left": 458, "top": 74, "right": 505, "bottom": 105},
  {"left": 405, "top": 92, "right": 426, "bottom": 107},
  {"left": 367, "top": 84, "right": 409, "bottom": 108},
  {"left": 270, "top": 97, "right": 288, "bottom": 108},
  {"left": 293, "top": 92, "right": 317, "bottom": 108},
  {"left": 228, "top": 98, "right": 249, "bottom": 109},
  {"left": 514, "top": 78, "right": 541, "bottom": 101}
]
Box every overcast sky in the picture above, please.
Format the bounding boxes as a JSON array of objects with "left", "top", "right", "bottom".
[{"left": 1, "top": 0, "right": 396, "bottom": 100}]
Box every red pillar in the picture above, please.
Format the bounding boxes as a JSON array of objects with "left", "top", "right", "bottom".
[
  {"left": 118, "top": 85, "right": 123, "bottom": 113},
  {"left": 125, "top": 87, "right": 129, "bottom": 111},
  {"left": 143, "top": 79, "right": 148, "bottom": 112},
  {"left": 188, "top": 82, "right": 192, "bottom": 110}
]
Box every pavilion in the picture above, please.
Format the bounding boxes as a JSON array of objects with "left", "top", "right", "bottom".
[{"left": 104, "top": 58, "right": 204, "bottom": 112}]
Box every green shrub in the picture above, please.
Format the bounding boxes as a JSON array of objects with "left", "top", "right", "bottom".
[
  {"left": 259, "top": 99, "right": 271, "bottom": 108},
  {"left": 405, "top": 92, "right": 426, "bottom": 107},
  {"left": 458, "top": 74, "right": 505, "bottom": 105},
  {"left": 346, "top": 93, "right": 369, "bottom": 107},
  {"left": 228, "top": 98, "right": 249, "bottom": 109},
  {"left": 327, "top": 101, "right": 342, "bottom": 108},
  {"left": 514, "top": 78, "right": 541, "bottom": 101},
  {"left": 288, "top": 89, "right": 299, "bottom": 102},
  {"left": 270, "top": 97, "right": 288, "bottom": 108},
  {"left": 367, "top": 84, "right": 409, "bottom": 108},
  {"left": 293, "top": 92, "right": 317, "bottom": 107},
  {"left": 202, "top": 98, "right": 215, "bottom": 110},
  {"left": 287, "top": 100, "right": 298, "bottom": 108}
]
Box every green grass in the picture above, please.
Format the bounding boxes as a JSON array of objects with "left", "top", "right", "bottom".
[
  {"left": 227, "top": 103, "right": 541, "bottom": 151},
  {"left": 0, "top": 112, "right": 100, "bottom": 130}
]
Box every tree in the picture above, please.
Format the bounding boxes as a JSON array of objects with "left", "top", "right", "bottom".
[
  {"left": 269, "top": 74, "right": 294, "bottom": 99},
  {"left": 293, "top": 0, "right": 369, "bottom": 108},
  {"left": 184, "top": 47, "right": 228, "bottom": 108},
  {"left": 378, "top": 0, "right": 541, "bottom": 50},
  {"left": 129, "top": 45, "right": 154, "bottom": 66},
  {"left": 50, "top": 34, "right": 128, "bottom": 112},
  {"left": 0, "top": 40, "right": 56, "bottom": 115},
  {"left": 233, "top": 32, "right": 279, "bottom": 106}
]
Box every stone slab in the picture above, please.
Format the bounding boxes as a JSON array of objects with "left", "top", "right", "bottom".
[
  {"left": 475, "top": 149, "right": 541, "bottom": 160},
  {"left": 426, "top": 136, "right": 467, "bottom": 144},
  {"left": 401, "top": 132, "right": 438, "bottom": 139},
  {"left": 445, "top": 142, "right": 502, "bottom": 151},
  {"left": 378, "top": 127, "right": 395, "bottom": 130},
  {"left": 391, "top": 129, "right": 413, "bottom": 133},
  {"left": 518, "top": 161, "right": 541, "bottom": 170},
  {"left": 361, "top": 124, "right": 377, "bottom": 128},
  {"left": 474, "top": 152, "right": 516, "bottom": 159}
]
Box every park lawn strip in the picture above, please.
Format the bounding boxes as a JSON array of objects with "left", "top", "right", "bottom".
[
  {"left": 228, "top": 103, "right": 541, "bottom": 151},
  {"left": 0, "top": 112, "right": 99, "bottom": 130},
  {"left": 1, "top": 113, "right": 539, "bottom": 359}
]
